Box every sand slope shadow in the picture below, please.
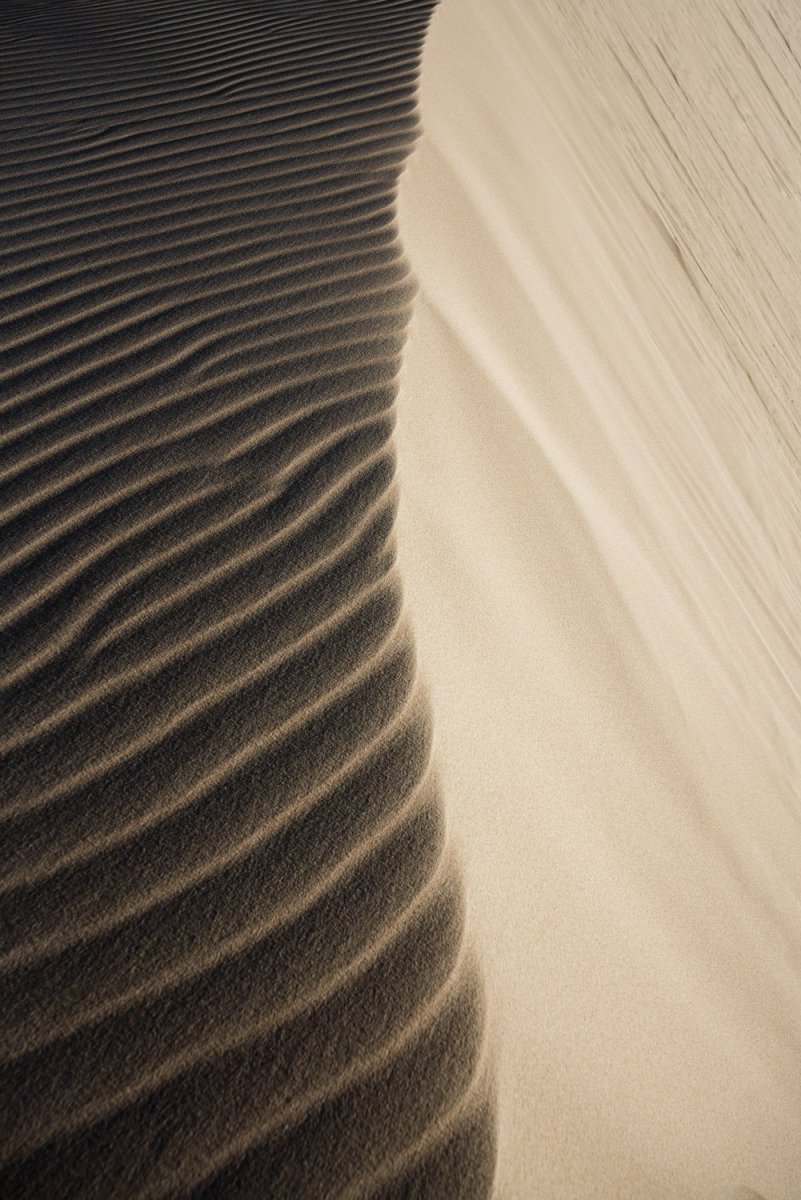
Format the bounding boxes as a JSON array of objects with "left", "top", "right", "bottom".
[{"left": 0, "top": 2, "right": 495, "bottom": 1196}]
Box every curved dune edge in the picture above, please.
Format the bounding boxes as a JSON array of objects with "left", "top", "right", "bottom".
[
  {"left": 396, "top": 0, "right": 801, "bottom": 1197},
  {"left": 0, "top": 2, "right": 496, "bottom": 1197}
]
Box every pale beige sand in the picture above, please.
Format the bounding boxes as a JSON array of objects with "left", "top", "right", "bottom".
[{"left": 396, "top": 0, "right": 801, "bottom": 1196}]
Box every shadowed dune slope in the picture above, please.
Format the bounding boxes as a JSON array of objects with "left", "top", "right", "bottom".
[{"left": 0, "top": 2, "right": 495, "bottom": 1196}]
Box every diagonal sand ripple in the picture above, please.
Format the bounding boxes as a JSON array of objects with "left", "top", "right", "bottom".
[{"left": 0, "top": 3, "right": 496, "bottom": 1196}]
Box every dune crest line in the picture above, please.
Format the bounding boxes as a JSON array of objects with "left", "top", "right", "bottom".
[{"left": 0, "top": 1, "right": 496, "bottom": 1196}]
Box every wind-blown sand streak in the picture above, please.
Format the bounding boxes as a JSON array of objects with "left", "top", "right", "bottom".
[{"left": 0, "top": 2, "right": 495, "bottom": 1196}]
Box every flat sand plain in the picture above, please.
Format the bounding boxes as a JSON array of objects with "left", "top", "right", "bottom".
[{"left": 396, "top": 0, "right": 801, "bottom": 1196}]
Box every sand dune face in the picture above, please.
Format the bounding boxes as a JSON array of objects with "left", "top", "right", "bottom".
[
  {"left": 396, "top": 0, "right": 801, "bottom": 1196},
  {"left": 540, "top": 0, "right": 801, "bottom": 472},
  {"left": 0, "top": 2, "right": 495, "bottom": 1196}
]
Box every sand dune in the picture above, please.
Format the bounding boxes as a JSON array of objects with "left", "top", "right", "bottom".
[
  {"left": 0, "top": 2, "right": 495, "bottom": 1196},
  {"left": 6, "top": 0, "right": 799, "bottom": 1195},
  {"left": 396, "top": 0, "right": 801, "bottom": 1196}
]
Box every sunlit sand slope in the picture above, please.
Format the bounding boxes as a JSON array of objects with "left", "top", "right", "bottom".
[
  {"left": 397, "top": 0, "right": 801, "bottom": 1196},
  {"left": 0, "top": 2, "right": 495, "bottom": 1196}
]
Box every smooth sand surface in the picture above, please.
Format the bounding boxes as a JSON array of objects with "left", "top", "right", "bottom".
[
  {"left": 0, "top": 3, "right": 495, "bottom": 1196},
  {"left": 396, "top": 0, "right": 801, "bottom": 1196}
]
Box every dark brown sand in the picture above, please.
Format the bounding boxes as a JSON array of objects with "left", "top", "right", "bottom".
[{"left": 0, "top": 2, "right": 495, "bottom": 1195}]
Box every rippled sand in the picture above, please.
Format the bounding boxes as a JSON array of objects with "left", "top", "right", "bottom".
[
  {"left": 0, "top": 2, "right": 494, "bottom": 1195},
  {"left": 3, "top": 0, "right": 800, "bottom": 1195}
]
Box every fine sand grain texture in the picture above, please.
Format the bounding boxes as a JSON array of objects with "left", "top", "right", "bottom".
[
  {"left": 0, "top": 2, "right": 495, "bottom": 1197},
  {"left": 396, "top": 0, "right": 801, "bottom": 1197}
]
